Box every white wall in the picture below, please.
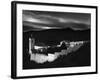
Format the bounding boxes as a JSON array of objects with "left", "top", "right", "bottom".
[{"left": 0, "top": 0, "right": 100, "bottom": 80}]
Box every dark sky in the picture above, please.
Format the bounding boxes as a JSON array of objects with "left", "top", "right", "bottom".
[
  {"left": 28, "top": 10, "right": 91, "bottom": 25},
  {"left": 23, "top": 10, "right": 91, "bottom": 31}
]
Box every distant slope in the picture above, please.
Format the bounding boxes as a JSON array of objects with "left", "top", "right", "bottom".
[{"left": 23, "top": 27, "right": 90, "bottom": 46}]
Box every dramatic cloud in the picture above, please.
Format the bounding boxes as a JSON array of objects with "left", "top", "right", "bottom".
[
  {"left": 23, "top": 11, "right": 58, "bottom": 25},
  {"left": 23, "top": 10, "right": 91, "bottom": 31}
]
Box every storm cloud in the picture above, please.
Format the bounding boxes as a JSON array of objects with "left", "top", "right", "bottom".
[{"left": 23, "top": 10, "right": 91, "bottom": 32}]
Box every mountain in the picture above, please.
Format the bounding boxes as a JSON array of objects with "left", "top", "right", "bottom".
[
  {"left": 23, "top": 27, "right": 91, "bottom": 69},
  {"left": 24, "top": 28, "right": 90, "bottom": 43}
]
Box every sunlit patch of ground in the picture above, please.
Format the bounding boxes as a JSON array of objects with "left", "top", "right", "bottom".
[{"left": 30, "top": 53, "right": 59, "bottom": 63}]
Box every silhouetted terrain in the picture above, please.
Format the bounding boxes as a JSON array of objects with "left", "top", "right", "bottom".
[
  {"left": 23, "top": 27, "right": 90, "bottom": 69},
  {"left": 24, "top": 27, "right": 90, "bottom": 44}
]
